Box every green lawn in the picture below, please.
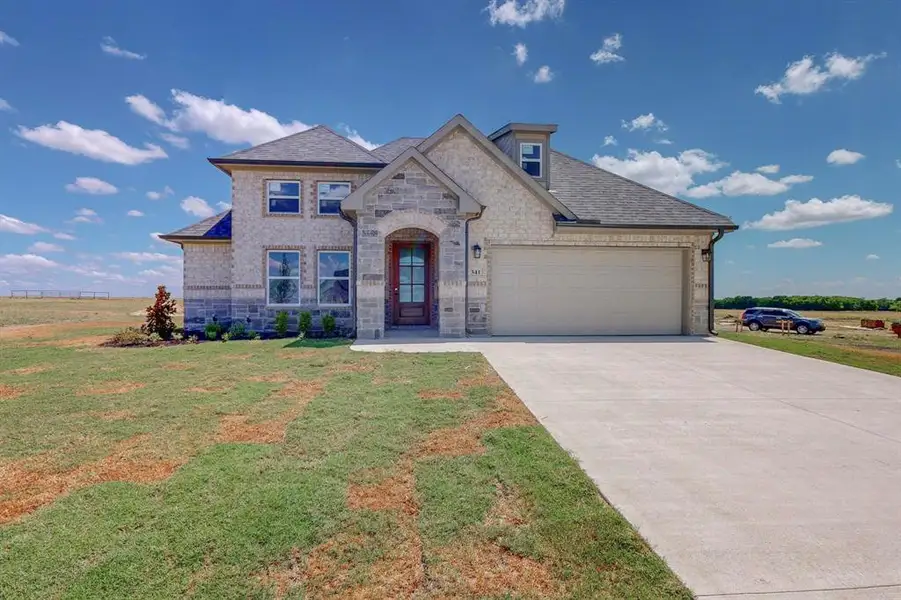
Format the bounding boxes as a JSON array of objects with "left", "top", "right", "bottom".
[
  {"left": 0, "top": 318, "right": 689, "bottom": 599},
  {"left": 721, "top": 331, "right": 901, "bottom": 378}
]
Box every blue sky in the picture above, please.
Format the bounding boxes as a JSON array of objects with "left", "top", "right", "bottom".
[{"left": 1, "top": 0, "right": 899, "bottom": 299}]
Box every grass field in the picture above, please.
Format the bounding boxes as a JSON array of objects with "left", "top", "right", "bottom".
[
  {"left": 716, "top": 309, "right": 901, "bottom": 378},
  {"left": 0, "top": 299, "right": 688, "bottom": 599}
]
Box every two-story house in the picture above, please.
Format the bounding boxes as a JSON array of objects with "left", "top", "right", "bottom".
[{"left": 161, "top": 114, "right": 736, "bottom": 339}]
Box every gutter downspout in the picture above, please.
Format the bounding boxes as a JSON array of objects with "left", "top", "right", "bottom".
[
  {"left": 464, "top": 207, "right": 486, "bottom": 337},
  {"left": 708, "top": 228, "right": 726, "bottom": 335},
  {"left": 339, "top": 208, "right": 358, "bottom": 337}
]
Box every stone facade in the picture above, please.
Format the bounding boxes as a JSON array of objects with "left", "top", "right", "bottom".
[
  {"left": 423, "top": 128, "right": 713, "bottom": 335},
  {"left": 182, "top": 242, "right": 232, "bottom": 332},
  {"left": 353, "top": 160, "right": 471, "bottom": 339}
]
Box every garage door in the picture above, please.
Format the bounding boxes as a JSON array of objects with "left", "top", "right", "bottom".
[{"left": 490, "top": 247, "right": 685, "bottom": 335}]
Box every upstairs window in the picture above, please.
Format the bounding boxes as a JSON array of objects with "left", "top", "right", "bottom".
[
  {"left": 318, "top": 182, "right": 351, "bottom": 215},
  {"left": 520, "top": 143, "right": 542, "bottom": 178},
  {"left": 267, "top": 181, "right": 301, "bottom": 214}
]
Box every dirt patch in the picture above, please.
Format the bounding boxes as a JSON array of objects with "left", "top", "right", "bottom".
[
  {"left": 188, "top": 386, "right": 228, "bottom": 393},
  {"left": 418, "top": 389, "right": 464, "bottom": 401},
  {"left": 347, "top": 468, "right": 417, "bottom": 516},
  {"left": 3, "top": 365, "right": 50, "bottom": 376},
  {"left": 0, "top": 384, "right": 24, "bottom": 400},
  {"left": 45, "top": 335, "right": 111, "bottom": 348},
  {"left": 77, "top": 381, "right": 145, "bottom": 396},
  {"left": 89, "top": 410, "right": 136, "bottom": 421},
  {"left": 0, "top": 434, "right": 181, "bottom": 524},
  {"left": 433, "top": 541, "right": 556, "bottom": 598},
  {"left": 0, "top": 320, "right": 139, "bottom": 341},
  {"left": 218, "top": 379, "right": 324, "bottom": 443}
]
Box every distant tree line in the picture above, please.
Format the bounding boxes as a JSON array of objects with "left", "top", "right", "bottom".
[{"left": 715, "top": 295, "right": 901, "bottom": 312}]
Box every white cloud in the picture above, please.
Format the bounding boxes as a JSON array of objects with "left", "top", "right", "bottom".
[
  {"left": 755, "top": 52, "right": 884, "bottom": 103},
  {"left": 684, "top": 171, "right": 813, "bottom": 198},
  {"left": 756, "top": 164, "right": 780, "bottom": 174},
  {"left": 114, "top": 251, "right": 182, "bottom": 265},
  {"left": 70, "top": 208, "right": 102, "bottom": 224},
  {"left": 591, "top": 148, "right": 724, "bottom": 196},
  {"left": 622, "top": 112, "right": 667, "bottom": 132},
  {"left": 340, "top": 125, "right": 379, "bottom": 150},
  {"left": 0, "top": 31, "right": 19, "bottom": 46},
  {"left": 146, "top": 185, "right": 174, "bottom": 200},
  {"left": 133, "top": 89, "right": 311, "bottom": 146},
  {"left": 100, "top": 36, "right": 145, "bottom": 60},
  {"left": 0, "top": 214, "right": 48, "bottom": 235},
  {"left": 127, "top": 210, "right": 145, "bottom": 217},
  {"left": 28, "top": 241, "right": 64, "bottom": 253},
  {"left": 767, "top": 238, "right": 823, "bottom": 249},
  {"left": 160, "top": 133, "right": 189, "bottom": 149},
  {"left": 533, "top": 65, "right": 554, "bottom": 83},
  {"left": 590, "top": 33, "right": 624, "bottom": 64},
  {"left": 180, "top": 196, "right": 216, "bottom": 218},
  {"left": 0, "top": 98, "right": 13, "bottom": 111},
  {"left": 745, "top": 195, "right": 893, "bottom": 230},
  {"left": 64, "top": 177, "right": 118, "bottom": 195},
  {"left": 602, "top": 135, "right": 617, "bottom": 147},
  {"left": 54, "top": 232, "right": 76, "bottom": 241},
  {"left": 513, "top": 43, "right": 528, "bottom": 66},
  {"left": 896, "top": 159, "right": 901, "bottom": 169},
  {"left": 16, "top": 121, "right": 167, "bottom": 165},
  {"left": 655, "top": 138, "right": 673, "bottom": 145},
  {"left": 216, "top": 201, "right": 231, "bottom": 210},
  {"left": 150, "top": 232, "right": 164, "bottom": 242},
  {"left": 125, "top": 94, "right": 165, "bottom": 124},
  {"left": 0, "top": 254, "right": 58, "bottom": 274},
  {"left": 486, "top": 0, "right": 565, "bottom": 27},
  {"left": 866, "top": 254, "right": 880, "bottom": 260},
  {"left": 826, "top": 148, "right": 865, "bottom": 165},
  {"left": 138, "top": 264, "right": 181, "bottom": 279}
]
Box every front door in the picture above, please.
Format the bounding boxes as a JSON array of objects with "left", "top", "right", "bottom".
[{"left": 392, "top": 243, "right": 430, "bottom": 326}]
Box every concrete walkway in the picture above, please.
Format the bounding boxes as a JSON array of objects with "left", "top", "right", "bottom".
[{"left": 353, "top": 336, "right": 901, "bottom": 598}]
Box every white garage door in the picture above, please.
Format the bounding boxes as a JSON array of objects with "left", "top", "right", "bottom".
[{"left": 490, "top": 247, "right": 685, "bottom": 335}]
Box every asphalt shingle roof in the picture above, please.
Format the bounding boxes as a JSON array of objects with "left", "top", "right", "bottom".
[
  {"left": 549, "top": 150, "right": 736, "bottom": 229},
  {"left": 161, "top": 210, "right": 232, "bottom": 240},
  {"left": 215, "top": 126, "right": 384, "bottom": 165},
  {"left": 370, "top": 137, "right": 425, "bottom": 162}
]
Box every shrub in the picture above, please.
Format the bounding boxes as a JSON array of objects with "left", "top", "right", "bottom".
[
  {"left": 228, "top": 321, "right": 247, "bottom": 340},
  {"left": 187, "top": 335, "right": 199, "bottom": 344},
  {"left": 142, "top": 285, "right": 178, "bottom": 340},
  {"left": 299, "top": 311, "right": 313, "bottom": 337},
  {"left": 248, "top": 330, "right": 261, "bottom": 341},
  {"left": 172, "top": 332, "right": 184, "bottom": 342},
  {"left": 107, "top": 327, "right": 151, "bottom": 347},
  {"left": 204, "top": 322, "right": 221, "bottom": 341},
  {"left": 274, "top": 311, "right": 290, "bottom": 338},
  {"left": 147, "top": 332, "right": 162, "bottom": 343},
  {"left": 221, "top": 333, "right": 230, "bottom": 342},
  {"left": 322, "top": 313, "right": 336, "bottom": 337}
]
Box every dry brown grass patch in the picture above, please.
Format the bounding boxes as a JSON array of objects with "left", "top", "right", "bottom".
[
  {"left": 456, "top": 368, "right": 504, "bottom": 389},
  {"left": 485, "top": 482, "right": 531, "bottom": 529},
  {"left": 217, "top": 379, "right": 324, "bottom": 444},
  {"left": 255, "top": 547, "right": 305, "bottom": 600},
  {"left": 187, "top": 386, "right": 228, "bottom": 393},
  {"left": 223, "top": 353, "right": 253, "bottom": 361},
  {"left": 418, "top": 389, "right": 464, "bottom": 401},
  {"left": 276, "top": 379, "right": 325, "bottom": 398},
  {"left": 329, "top": 361, "right": 376, "bottom": 375},
  {"left": 3, "top": 365, "right": 50, "bottom": 376},
  {"left": 433, "top": 541, "right": 556, "bottom": 599},
  {"left": 347, "top": 467, "right": 417, "bottom": 516},
  {"left": 0, "top": 384, "right": 24, "bottom": 400},
  {"left": 77, "top": 381, "right": 145, "bottom": 396},
  {"left": 343, "top": 519, "right": 424, "bottom": 599},
  {"left": 275, "top": 349, "right": 316, "bottom": 360},
  {"left": 0, "top": 320, "right": 139, "bottom": 341},
  {"left": 248, "top": 374, "right": 291, "bottom": 383},
  {"left": 0, "top": 434, "right": 181, "bottom": 524},
  {"left": 47, "top": 334, "right": 111, "bottom": 348},
  {"left": 90, "top": 410, "right": 136, "bottom": 421}
]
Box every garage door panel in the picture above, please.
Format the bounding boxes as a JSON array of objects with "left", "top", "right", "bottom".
[{"left": 490, "top": 247, "right": 684, "bottom": 336}]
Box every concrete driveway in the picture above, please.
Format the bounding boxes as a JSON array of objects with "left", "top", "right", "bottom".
[{"left": 355, "top": 336, "right": 901, "bottom": 598}]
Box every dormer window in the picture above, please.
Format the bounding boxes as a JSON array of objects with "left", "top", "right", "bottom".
[{"left": 520, "top": 143, "right": 542, "bottom": 178}]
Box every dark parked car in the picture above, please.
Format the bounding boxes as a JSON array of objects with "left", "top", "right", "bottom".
[{"left": 740, "top": 307, "right": 826, "bottom": 335}]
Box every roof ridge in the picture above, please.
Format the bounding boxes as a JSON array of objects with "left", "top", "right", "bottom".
[
  {"left": 318, "top": 125, "right": 381, "bottom": 160},
  {"left": 550, "top": 149, "right": 735, "bottom": 224},
  {"left": 221, "top": 125, "right": 323, "bottom": 158}
]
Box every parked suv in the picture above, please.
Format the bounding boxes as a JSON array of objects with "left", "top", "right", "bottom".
[{"left": 740, "top": 307, "right": 826, "bottom": 335}]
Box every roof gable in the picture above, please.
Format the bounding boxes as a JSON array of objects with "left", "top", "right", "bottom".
[
  {"left": 370, "top": 137, "right": 425, "bottom": 162},
  {"left": 160, "top": 210, "right": 232, "bottom": 242},
  {"left": 342, "top": 147, "right": 481, "bottom": 214},
  {"left": 549, "top": 151, "right": 737, "bottom": 230},
  {"left": 211, "top": 126, "right": 384, "bottom": 166},
  {"left": 418, "top": 115, "right": 577, "bottom": 220}
]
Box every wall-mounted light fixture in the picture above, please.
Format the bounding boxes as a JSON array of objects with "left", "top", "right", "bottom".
[
  {"left": 472, "top": 244, "right": 482, "bottom": 259},
  {"left": 701, "top": 249, "right": 712, "bottom": 263}
]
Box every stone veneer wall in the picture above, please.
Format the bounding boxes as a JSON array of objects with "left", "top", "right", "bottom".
[
  {"left": 384, "top": 228, "right": 440, "bottom": 328},
  {"left": 423, "top": 128, "right": 713, "bottom": 335},
  {"left": 227, "top": 167, "right": 373, "bottom": 334},
  {"left": 181, "top": 242, "right": 233, "bottom": 332},
  {"left": 354, "top": 160, "right": 469, "bottom": 339}
]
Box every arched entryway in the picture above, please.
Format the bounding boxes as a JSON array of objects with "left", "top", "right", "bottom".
[{"left": 384, "top": 228, "right": 439, "bottom": 331}]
